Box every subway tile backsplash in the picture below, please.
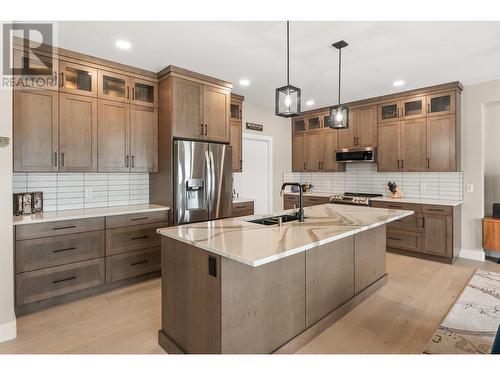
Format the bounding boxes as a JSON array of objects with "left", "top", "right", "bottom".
[
  {"left": 13, "top": 173, "right": 149, "bottom": 212},
  {"left": 283, "top": 164, "right": 463, "bottom": 201}
]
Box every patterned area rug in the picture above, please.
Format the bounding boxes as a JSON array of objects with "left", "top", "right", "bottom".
[{"left": 424, "top": 269, "right": 500, "bottom": 354}]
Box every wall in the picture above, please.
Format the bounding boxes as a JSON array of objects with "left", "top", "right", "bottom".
[
  {"left": 0, "top": 30, "right": 16, "bottom": 342},
  {"left": 233, "top": 101, "right": 290, "bottom": 212},
  {"left": 483, "top": 101, "right": 500, "bottom": 216},
  {"left": 13, "top": 172, "right": 149, "bottom": 211},
  {"left": 284, "top": 164, "right": 463, "bottom": 201},
  {"left": 461, "top": 79, "right": 500, "bottom": 260}
]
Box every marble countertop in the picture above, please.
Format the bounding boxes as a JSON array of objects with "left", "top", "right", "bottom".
[
  {"left": 284, "top": 191, "right": 462, "bottom": 206},
  {"left": 158, "top": 203, "right": 413, "bottom": 267},
  {"left": 13, "top": 204, "right": 170, "bottom": 225},
  {"left": 233, "top": 197, "right": 255, "bottom": 203}
]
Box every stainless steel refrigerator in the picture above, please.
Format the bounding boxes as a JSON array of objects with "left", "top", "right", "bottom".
[{"left": 173, "top": 140, "right": 232, "bottom": 225}]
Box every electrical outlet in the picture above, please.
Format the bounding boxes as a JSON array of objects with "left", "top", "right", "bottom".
[
  {"left": 466, "top": 184, "right": 474, "bottom": 193},
  {"left": 85, "top": 188, "right": 93, "bottom": 199}
]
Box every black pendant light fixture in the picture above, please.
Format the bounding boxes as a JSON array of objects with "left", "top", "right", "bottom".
[
  {"left": 275, "top": 21, "right": 301, "bottom": 118},
  {"left": 329, "top": 40, "right": 349, "bottom": 129}
]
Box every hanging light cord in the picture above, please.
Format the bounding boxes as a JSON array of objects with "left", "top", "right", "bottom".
[
  {"left": 338, "top": 45, "right": 342, "bottom": 106},
  {"left": 286, "top": 20, "right": 290, "bottom": 86}
]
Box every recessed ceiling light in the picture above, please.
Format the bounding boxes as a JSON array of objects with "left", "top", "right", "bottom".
[
  {"left": 239, "top": 79, "right": 250, "bottom": 86},
  {"left": 393, "top": 80, "right": 405, "bottom": 87},
  {"left": 306, "top": 99, "right": 315, "bottom": 106},
  {"left": 115, "top": 39, "right": 132, "bottom": 50}
]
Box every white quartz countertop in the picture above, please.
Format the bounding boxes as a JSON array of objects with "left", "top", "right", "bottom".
[
  {"left": 284, "top": 192, "right": 462, "bottom": 206},
  {"left": 157, "top": 203, "right": 413, "bottom": 267},
  {"left": 13, "top": 204, "right": 170, "bottom": 225},
  {"left": 232, "top": 197, "right": 255, "bottom": 203},
  {"left": 370, "top": 196, "right": 463, "bottom": 207}
]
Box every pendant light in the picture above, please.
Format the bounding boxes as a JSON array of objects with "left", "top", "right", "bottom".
[
  {"left": 329, "top": 40, "right": 349, "bottom": 129},
  {"left": 275, "top": 21, "right": 301, "bottom": 118}
]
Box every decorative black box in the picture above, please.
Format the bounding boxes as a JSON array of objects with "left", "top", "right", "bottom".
[
  {"left": 13, "top": 192, "right": 43, "bottom": 216},
  {"left": 493, "top": 203, "right": 500, "bottom": 218}
]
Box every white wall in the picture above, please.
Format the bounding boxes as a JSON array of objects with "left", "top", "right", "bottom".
[
  {"left": 461, "top": 79, "right": 500, "bottom": 259},
  {"left": 233, "top": 101, "right": 290, "bottom": 212},
  {"left": 0, "top": 27, "right": 16, "bottom": 342},
  {"left": 483, "top": 102, "right": 500, "bottom": 216}
]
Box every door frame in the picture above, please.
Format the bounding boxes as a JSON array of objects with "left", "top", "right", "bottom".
[{"left": 241, "top": 132, "right": 273, "bottom": 214}]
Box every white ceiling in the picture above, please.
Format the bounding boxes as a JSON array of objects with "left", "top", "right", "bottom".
[{"left": 57, "top": 21, "right": 500, "bottom": 111}]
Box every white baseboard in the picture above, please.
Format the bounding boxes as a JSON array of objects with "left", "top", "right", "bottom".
[
  {"left": 459, "top": 248, "right": 486, "bottom": 262},
  {"left": 0, "top": 319, "right": 16, "bottom": 343}
]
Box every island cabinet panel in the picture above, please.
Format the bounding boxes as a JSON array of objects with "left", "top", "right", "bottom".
[
  {"left": 305, "top": 236, "right": 355, "bottom": 327},
  {"left": 354, "top": 225, "right": 386, "bottom": 294},
  {"left": 220, "top": 253, "right": 306, "bottom": 354},
  {"left": 162, "top": 237, "right": 222, "bottom": 354}
]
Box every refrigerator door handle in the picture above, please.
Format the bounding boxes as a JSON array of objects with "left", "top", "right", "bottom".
[{"left": 205, "top": 150, "right": 212, "bottom": 211}]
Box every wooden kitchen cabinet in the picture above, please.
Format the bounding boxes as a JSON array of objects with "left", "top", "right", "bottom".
[
  {"left": 421, "top": 214, "right": 452, "bottom": 257},
  {"left": 230, "top": 94, "right": 244, "bottom": 172},
  {"left": 172, "top": 77, "right": 204, "bottom": 140},
  {"left": 204, "top": 85, "right": 230, "bottom": 142},
  {"left": 59, "top": 60, "right": 97, "bottom": 97},
  {"left": 130, "top": 106, "right": 159, "bottom": 172},
  {"left": 426, "top": 114, "right": 456, "bottom": 171},
  {"left": 13, "top": 89, "right": 59, "bottom": 172},
  {"left": 338, "top": 105, "right": 377, "bottom": 148},
  {"left": 305, "top": 130, "right": 323, "bottom": 171},
  {"left": 427, "top": 91, "right": 455, "bottom": 117},
  {"left": 377, "top": 121, "right": 400, "bottom": 172},
  {"left": 12, "top": 48, "right": 58, "bottom": 90},
  {"left": 292, "top": 133, "right": 307, "bottom": 171},
  {"left": 59, "top": 93, "right": 98, "bottom": 172},
  {"left": 98, "top": 100, "right": 130, "bottom": 172},
  {"left": 131, "top": 78, "right": 158, "bottom": 107},
  {"left": 98, "top": 70, "right": 131, "bottom": 103},
  {"left": 322, "top": 129, "right": 341, "bottom": 171},
  {"left": 402, "top": 96, "right": 426, "bottom": 119},
  {"left": 400, "top": 118, "right": 427, "bottom": 171},
  {"left": 292, "top": 117, "right": 306, "bottom": 132}
]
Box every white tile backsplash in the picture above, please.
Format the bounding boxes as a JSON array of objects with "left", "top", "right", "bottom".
[
  {"left": 283, "top": 164, "right": 463, "bottom": 201},
  {"left": 13, "top": 172, "right": 150, "bottom": 211}
]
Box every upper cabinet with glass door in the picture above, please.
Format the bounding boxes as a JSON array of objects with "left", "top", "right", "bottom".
[
  {"left": 307, "top": 115, "right": 321, "bottom": 130},
  {"left": 378, "top": 101, "right": 400, "bottom": 123},
  {"left": 230, "top": 99, "right": 242, "bottom": 120},
  {"left": 12, "top": 49, "right": 58, "bottom": 91},
  {"left": 402, "top": 96, "right": 426, "bottom": 119},
  {"left": 292, "top": 116, "right": 306, "bottom": 132},
  {"left": 98, "top": 70, "right": 130, "bottom": 103},
  {"left": 59, "top": 61, "right": 97, "bottom": 97},
  {"left": 131, "top": 78, "right": 158, "bottom": 107},
  {"left": 427, "top": 91, "right": 456, "bottom": 117}
]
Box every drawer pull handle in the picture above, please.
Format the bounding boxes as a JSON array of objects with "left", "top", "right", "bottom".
[
  {"left": 131, "top": 260, "right": 148, "bottom": 266},
  {"left": 131, "top": 235, "right": 148, "bottom": 240},
  {"left": 131, "top": 217, "right": 149, "bottom": 221},
  {"left": 234, "top": 205, "right": 246, "bottom": 209},
  {"left": 428, "top": 208, "right": 444, "bottom": 212},
  {"left": 53, "top": 247, "right": 77, "bottom": 253},
  {"left": 388, "top": 237, "right": 401, "bottom": 241},
  {"left": 53, "top": 276, "right": 77, "bottom": 284},
  {"left": 389, "top": 205, "right": 402, "bottom": 209},
  {"left": 53, "top": 225, "right": 77, "bottom": 230}
]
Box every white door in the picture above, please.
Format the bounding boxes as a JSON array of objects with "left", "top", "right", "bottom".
[{"left": 233, "top": 134, "right": 273, "bottom": 215}]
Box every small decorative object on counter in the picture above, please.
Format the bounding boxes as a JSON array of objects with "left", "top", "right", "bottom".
[
  {"left": 301, "top": 183, "right": 313, "bottom": 193},
  {"left": 291, "top": 185, "right": 300, "bottom": 193},
  {"left": 13, "top": 192, "right": 43, "bottom": 216},
  {"left": 387, "top": 181, "right": 404, "bottom": 198}
]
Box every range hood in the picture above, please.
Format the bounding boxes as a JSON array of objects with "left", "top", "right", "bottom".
[{"left": 336, "top": 147, "right": 377, "bottom": 163}]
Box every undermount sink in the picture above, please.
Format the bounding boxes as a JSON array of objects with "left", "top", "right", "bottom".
[{"left": 248, "top": 214, "right": 301, "bottom": 226}]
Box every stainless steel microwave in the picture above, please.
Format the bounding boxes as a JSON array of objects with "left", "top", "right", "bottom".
[{"left": 335, "top": 147, "right": 377, "bottom": 163}]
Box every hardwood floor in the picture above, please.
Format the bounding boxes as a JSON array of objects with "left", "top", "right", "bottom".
[{"left": 0, "top": 253, "right": 498, "bottom": 354}]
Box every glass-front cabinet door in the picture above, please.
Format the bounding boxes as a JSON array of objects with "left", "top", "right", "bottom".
[
  {"left": 308, "top": 115, "right": 321, "bottom": 130},
  {"left": 230, "top": 100, "right": 242, "bottom": 120},
  {"left": 292, "top": 117, "right": 306, "bottom": 132},
  {"left": 12, "top": 49, "right": 58, "bottom": 90},
  {"left": 323, "top": 114, "right": 332, "bottom": 129},
  {"left": 131, "top": 78, "right": 158, "bottom": 107},
  {"left": 378, "top": 101, "right": 400, "bottom": 123},
  {"left": 402, "top": 96, "right": 426, "bottom": 119},
  {"left": 59, "top": 61, "right": 97, "bottom": 97},
  {"left": 427, "top": 91, "right": 456, "bottom": 117},
  {"left": 98, "top": 70, "right": 130, "bottom": 102}
]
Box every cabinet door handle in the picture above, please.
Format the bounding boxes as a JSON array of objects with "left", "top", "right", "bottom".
[
  {"left": 125, "top": 155, "right": 129, "bottom": 168},
  {"left": 53, "top": 247, "right": 77, "bottom": 253},
  {"left": 126, "top": 86, "right": 130, "bottom": 99},
  {"left": 239, "top": 160, "right": 242, "bottom": 170},
  {"left": 131, "top": 217, "right": 148, "bottom": 221},
  {"left": 131, "top": 155, "right": 135, "bottom": 168},
  {"left": 318, "top": 162, "right": 321, "bottom": 170},
  {"left": 389, "top": 205, "right": 402, "bottom": 209},
  {"left": 205, "top": 124, "right": 208, "bottom": 136},
  {"left": 131, "top": 260, "right": 148, "bottom": 266},
  {"left": 303, "top": 162, "right": 306, "bottom": 170},
  {"left": 53, "top": 276, "right": 77, "bottom": 284},
  {"left": 54, "top": 152, "right": 58, "bottom": 167},
  {"left": 397, "top": 159, "right": 400, "bottom": 169},
  {"left": 200, "top": 123, "right": 204, "bottom": 135},
  {"left": 131, "top": 235, "right": 148, "bottom": 241},
  {"left": 239, "top": 109, "right": 242, "bottom": 119},
  {"left": 132, "top": 87, "right": 135, "bottom": 100},
  {"left": 427, "top": 103, "right": 430, "bottom": 114},
  {"left": 53, "top": 225, "right": 77, "bottom": 231},
  {"left": 422, "top": 217, "right": 425, "bottom": 227},
  {"left": 388, "top": 237, "right": 401, "bottom": 241},
  {"left": 427, "top": 158, "right": 430, "bottom": 169},
  {"left": 61, "top": 152, "right": 65, "bottom": 168},
  {"left": 60, "top": 72, "right": 64, "bottom": 88},
  {"left": 428, "top": 208, "right": 445, "bottom": 212},
  {"left": 401, "top": 159, "right": 404, "bottom": 169}
]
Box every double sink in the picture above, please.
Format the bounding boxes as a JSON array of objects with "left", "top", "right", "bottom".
[{"left": 248, "top": 214, "right": 301, "bottom": 226}]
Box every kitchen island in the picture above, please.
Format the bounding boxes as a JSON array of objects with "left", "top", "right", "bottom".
[{"left": 157, "top": 203, "right": 413, "bottom": 354}]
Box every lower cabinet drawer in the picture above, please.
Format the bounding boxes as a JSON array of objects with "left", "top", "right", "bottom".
[
  {"left": 106, "top": 222, "right": 168, "bottom": 256},
  {"left": 386, "top": 230, "right": 421, "bottom": 252},
  {"left": 106, "top": 248, "right": 161, "bottom": 283},
  {"left": 105, "top": 210, "right": 168, "bottom": 229},
  {"left": 232, "top": 209, "right": 254, "bottom": 218},
  {"left": 16, "top": 258, "right": 105, "bottom": 306},
  {"left": 387, "top": 213, "right": 422, "bottom": 231},
  {"left": 16, "top": 230, "right": 105, "bottom": 273},
  {"left": 15, "top": 217, "right": 105, "bottom": 240},
  {"left": 232, "top": 201, "right": 254, "bottom": 216},
  {"left": 304, "top": 196, "right": 329, "bottom": 207},
  {"left": 283, "top": 194, "right": 299, "bottom": 210}
]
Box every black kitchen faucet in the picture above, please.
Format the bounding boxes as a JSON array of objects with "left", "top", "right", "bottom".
[{"left": 280, "top": 183, "right": 304, "bottom": 222}]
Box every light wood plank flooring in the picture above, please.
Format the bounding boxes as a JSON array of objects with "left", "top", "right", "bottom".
[{"left": 0, "top": 253, "right": 498, "bottom": 354}]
